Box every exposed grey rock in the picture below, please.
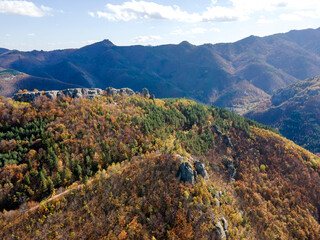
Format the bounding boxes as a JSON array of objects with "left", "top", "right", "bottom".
[
  {"left": 14, "top": 92, "right": 41, "bottom": 102},
  {"left": 14, "top": 87, "right": 137, "bottom": 102},
  {"left": 119, "top": 88, "right": 135, "bottom": 95},
  {"left": 215, "top": 221, "right": 226, "bottom": 240},
  {"left": 60, "top": 88, "right": 103, "bottom": 99},
  {"left": 224, "top": 135, "right": 233, "bottom": 149},
  {"left": 142, "top": 88, "right": 149, "bottom": 97},
  {"left": 194, "top": 161, "right": 208, "bottom": 179},
  {"left": 212, "top": 125, "right": 222, "bottom": 136},
  {"left": 106, "top": 87, "right": 119, "bottom": 96},
  {"left": 14, "top": 88, "right": 104, "bottom": 102},
  {"left": 223, "top": 157, "right": 236, "bottom": 179},
  {"left": 44, "top": 91, "right": 59, "bottom": 99},
  {"left": 215, "top": 198, "right": 220, "bottom": 207},
  {"left": 220, "top": 217, "right": 228, "bottom": 233},
  {"left": 106, "top": 87, "right": 134, "bottom": 96},
  {"left": 177, "top": 162, "right": 196, "bottom": 185}
]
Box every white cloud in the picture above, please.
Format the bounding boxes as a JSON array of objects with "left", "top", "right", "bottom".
[
  {"left": 5, "top": 33, "right": 11, "bottom": 37},
  {"left": 91, "top": 0, "right": 236, "bottom": 22},
  {"left": 132, "top": 35, "right": 161, "bottom": 44},
  {"left": 88, "top": 11, "right": 95, "bottom": 17},
  {"left": 27, "top": 33, "right": 35, "bottom": 37},
  {"left": 0, "top": 1, "right": 52, "bottom": 17},
  {"left": 90, "top": 0, "right": 320, "bottom": 23},
  {"left": 96, "top": 1, "right": 201, "bottom": 22}
]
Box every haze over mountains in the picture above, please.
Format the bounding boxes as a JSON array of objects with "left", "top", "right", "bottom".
[{"left": 2, "top": 27, "right": 320, "bottom": 113}]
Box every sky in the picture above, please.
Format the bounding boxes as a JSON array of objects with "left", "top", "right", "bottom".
[{"left": 1, "top": 0, "right": 320, "bottom": 51}]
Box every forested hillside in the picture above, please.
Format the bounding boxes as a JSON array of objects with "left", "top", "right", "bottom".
[
  {"left": 0, "top": 91, "right": 319, "bottom": 239},
  {"left": 246, "top": 75, "right": 320, "bottom": 154}
]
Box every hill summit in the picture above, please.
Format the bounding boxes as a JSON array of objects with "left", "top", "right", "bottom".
[{"left": 0, "top": 91, "right": 319, "bottom": 239}]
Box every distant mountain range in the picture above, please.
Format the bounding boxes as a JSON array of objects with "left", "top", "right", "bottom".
[
  {"left": 2, "top": 27, "right": 320, "bottom": 113},
  {"left": 246, "top": 75, "right": 320, "bottom": 154}
]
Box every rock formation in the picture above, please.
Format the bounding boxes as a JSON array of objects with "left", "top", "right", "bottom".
[
  {"left": 224, "top": 135, "right": 233, "bottom": 149},
  {"left": 106, "top": 87, "right": 135, "bottom": 96},
  {"left": 13, "top": 88, "right": 103, "bottom": 102},
  {"left": 194, "top": 161, "right": 208, "bottom": 179},
  {"left": 177, "top": 162, "right": 196, "bottom": 185},
  {"left": 223, "top": 156, "right": 236, "bottom": 179},
  {"left": 13, "top": 87, "right": 137, "bottom": 102},
  {"left": 177, "top": 158, "right": 209, "bottom": 184}
]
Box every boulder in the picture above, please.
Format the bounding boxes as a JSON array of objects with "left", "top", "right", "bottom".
[
  {"left": 177, "top": 162, "right": 196, "bottom": 185},
  {"left": 194, "top": 161, "right": 208, "bottom": 179},
  {"left": 215, "top": 221, "right": 226, "bottom": 240}
]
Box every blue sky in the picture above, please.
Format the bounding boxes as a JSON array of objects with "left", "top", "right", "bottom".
[{"left": 1, "top": 0, "right": 320, "bottom": 51}]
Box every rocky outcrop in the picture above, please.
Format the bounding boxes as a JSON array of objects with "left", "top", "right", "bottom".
[
  {"left": 14, "top": 88, "right": 103, "bottom": 102},
  {"left": 220, "top": 217, "right": 229, "bottom": 233},
  {"left": 223, "top": 157, "right": 236, "bottom": 179},
  {"left": 224, "top": 135, "right": 233, "bottom": 149},
  {"left": 177, "top": 159, "right": 209, "bottom": 184},
  {"left": 215, "top": 221, "right": 227, "bottom": 240},
  {"left": 142, "top": 88, "right": 149, "bottom": 97},
  {"left": 214, "top": 218, "right": 228, "bottom": 240},
  {"left": 176, "top": 155, "right": 228, "bottom": 239},
  {"left": 212, "top": 125, "right": 222, "bottom": 136},
  {"left": 194, "top": 161, "right": 208, "bottom": 179},
  {"left": 177, "top": 162, "right": 196, "bottom": 185},
  {"left": 106, "top": 87, "right": 135, "bottom": 96},
  {"left": 14, "top": 91, "right": 43, "bottom": 102},
  {"left": 61, "top": 88, "right": 103, "bottom": 99}
]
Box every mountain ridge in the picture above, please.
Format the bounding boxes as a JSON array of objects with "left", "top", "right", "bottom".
[
  {"left": 2, "top": 27, "right": 320, "bottom": 113},
  {"left": 246, "top": 75, "right": 320, "bottom": 153}
]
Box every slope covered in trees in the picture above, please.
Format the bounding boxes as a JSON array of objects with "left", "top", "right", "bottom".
[
  {"left": 0, "top": 91, "right": 319, "bottom": 239},
  {"left": 246, "top": 75, "right": 320, "bottom": 154}
]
